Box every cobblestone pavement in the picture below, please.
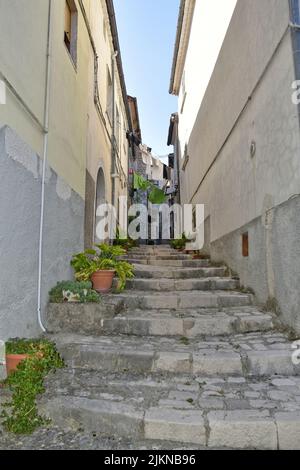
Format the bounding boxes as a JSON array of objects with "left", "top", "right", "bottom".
[
  {"left": 0, "top": 426, "right": 204, "bottom": 450},
  {"left": 2, "top": 246, "right": 300, "bottom": 449}
]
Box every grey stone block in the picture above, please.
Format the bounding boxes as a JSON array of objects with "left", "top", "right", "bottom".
[
  {"left": 144, "top": 408, "right": 206, "bottom": 445},
  {"left": 153, "top": 352, "right": 191, "bottom": 373},
  {"left": 276, "top": 412, "right": 300, "bottom": 449},
  {"left": 40, "top": 396, "right": 144, "bottom": 438},
  {"left": 208, "top": 410, "right": 277, "bottom": 449},
  {"left": 193, "top": 351, "right": 243, "bottom": 376},
  {"left": 246, "top": 350, "right": 296, "bottom": 376},
  {"left": 47, "top": 303, "right": 116, "bottom": 335}
]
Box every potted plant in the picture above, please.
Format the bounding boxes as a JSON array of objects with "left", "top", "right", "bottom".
[
  {"left": 4, "top": 339, "right": 47, "bottom": 376},
  {"left": 71, "top": 244, "right": 134, "bottom": 293},
  {"left": 5, "top": 353, "right": 29, "bottom": 376},
  {"left": 170, "top": 233, "right": 187, "bottom": 251},
  {"left": 1, "top": 339, "right": 64, "bottom": 434}
]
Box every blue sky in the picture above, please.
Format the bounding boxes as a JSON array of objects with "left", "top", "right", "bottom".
[{"left": 114, "top": 0, "right": 180, "bottom": 157}]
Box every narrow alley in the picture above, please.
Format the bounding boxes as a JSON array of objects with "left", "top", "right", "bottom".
[{"left": 0, "top": 0, "right": 300, "bottom": 455}]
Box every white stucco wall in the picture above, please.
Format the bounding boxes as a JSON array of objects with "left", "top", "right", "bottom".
[
  {"left": 178, "top": 0, "right": 237, "bottom": 150},
  {"left": 0, "top": 0, "right": 129, "bottom": 201},
  {"left": 179, "top": 0, "right": 300, "bottom": 240}
]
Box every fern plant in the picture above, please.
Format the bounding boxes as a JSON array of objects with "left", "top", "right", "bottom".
[{"left": 71, "top": 244, "right": 134, "bottom": 291}]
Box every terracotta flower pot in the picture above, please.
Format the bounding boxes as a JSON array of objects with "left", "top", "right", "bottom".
[
  {"left": 6, "top": 354, "right": 29, "bottom": 376},
  {"left": 91, "top": 270, "right": 115, "bottom": 293}
]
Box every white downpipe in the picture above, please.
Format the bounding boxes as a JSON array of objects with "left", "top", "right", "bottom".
[{"left": 37, "top": 0, "right": 53, "bottom": 333}]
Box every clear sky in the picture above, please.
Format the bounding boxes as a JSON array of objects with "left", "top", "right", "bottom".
[{"left": 114, "top": 0, "right": 180, "bottom": 158}]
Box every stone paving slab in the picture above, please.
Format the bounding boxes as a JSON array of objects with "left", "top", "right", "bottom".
[
  {"left": 105, "top": 290, "right": 253, "bottom": 310},
  {"left": 50, "top": 332, "right": 300, "bottom": 377},
  {"left": 32, "top": 370, "right": 300, "bottom": 448},
  {"left": 133, "top": 266, "right": 228, "bottom": 279},
  {"left": 121, "top": 254, "right": 194, "bottom": 260},
  {"left": 41, "top": 244, "right": 300, "bottom": 449},
  {"left": 126, "top": 277, "right": 239, "bottom": 291},
  {"left": 101, "top": 308, "right": 273, "bottom": 337},
  {"left": 144, "top": 408, "right": 206, "bottom": 445},
  {"left": 208, "top": 410, "right": 278, "bottom": 449},
  {"left": 126, "top": 259, "right": 211, "bottom": 267},
  {"left": 47, "top": 303, "right": 273, "bottom": 338},
  {"left": 0, "top": 427, "right": 209, "bottom": 450},
  {"left": 146, "top": 259, "right": 211, "bottom": 267}
]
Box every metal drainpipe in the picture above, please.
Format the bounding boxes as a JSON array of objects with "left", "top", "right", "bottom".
[
  {"left": 37, "top": 0, "right": 53, "bottom": 333},
  {"left": 111, "top": 51, "right": 118, "bottom": 236}
]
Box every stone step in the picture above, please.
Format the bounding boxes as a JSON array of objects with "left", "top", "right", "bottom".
[
  {"left": 106, "top": 290, "right": 253, "bottom": 309},
  {"left": 125, "top": 277, "right": 239, "bottom": 291},
  {"left": 51, "top": 332, "right": 300, "bottom": 377},
  {"left": 129, "top": 253, "right": 180, "bottom": 258},
  {"left": 126, "top": 259, "right": 211, "bottom": 267},
  {"left": 133, "top": 265, "right": 228, "bottom": 279},
  {"left": 47, "top": 303, "right": 272, "bottom": 337},
  {"left": 98, "top": 309, "right": 274, "bottom": 337},
  {"left": 39, "top": 369, "right": 300, "bottom": 449},
  {"left": 121, "top": 254, "right": 194, "bottom": 260},
  {"left": 128, "top": 247, "right": 179, "bottom": 252}
]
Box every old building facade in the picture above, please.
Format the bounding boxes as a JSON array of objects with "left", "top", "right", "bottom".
[
  {"left": 169, "top": 0, "right": 300, "bottom": 332},
  {"left": 0, "top": 0, "right": 130, "bottom": 340}
]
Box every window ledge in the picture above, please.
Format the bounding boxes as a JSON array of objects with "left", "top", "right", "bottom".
[
  {"left": 180, "top": 92, "right": 187, "bottom": 114},
  {"left": 106, "top": 110, "right": 113, "bottom": 128},
  {"left": 182, "top": 154, "right": 189, "bottom": 171}
]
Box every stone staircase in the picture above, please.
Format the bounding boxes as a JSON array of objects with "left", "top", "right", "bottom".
[{"left": 43, "top": 245, "right": 300, "bottom": 449}]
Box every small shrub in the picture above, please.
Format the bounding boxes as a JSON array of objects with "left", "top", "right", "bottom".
[
  {"left": 49, "top": 281, "right": 101, "bottom": 303},
  {"left": 179, "top": 336, "right": 190, "bottom": 345},
  {"left": 171, "top": 233, "right": 187, "bottom": 250}
]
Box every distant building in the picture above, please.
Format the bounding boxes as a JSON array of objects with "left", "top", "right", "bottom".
[
  {"left": 127, "top": 96, "right": 148, "bottom": 207},
  {"left": 169, "top": 0, "right": 300, "bottom": 333}
]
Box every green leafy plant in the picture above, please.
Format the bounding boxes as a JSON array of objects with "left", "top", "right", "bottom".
[
  {"left": 179, "top": 336, "right": 190, "bottom": 345},
  {"left": 1, "top": 339, "right": 64, "bottom": 434},
  {"left": 171, "top": 233, "right": 187, "bottom": 250},
  {"left": 71, "top": 244, "right": 134, "bottom": 291},
  {"left": 48, "top": 281, "right": 101, "bottom": 303},
  {"left": 133, "top": 172, "right": 167, "bottom": 204}
]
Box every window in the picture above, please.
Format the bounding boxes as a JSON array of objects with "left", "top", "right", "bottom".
[
  {"left": 64, "top": 0, "right": 78, "bottom": 67},
  {"left": 242, "top": 232, "right": 249, "bottom": 257},
  {"left": 106, "top": 68, "right": 113, "bottom": 124}
]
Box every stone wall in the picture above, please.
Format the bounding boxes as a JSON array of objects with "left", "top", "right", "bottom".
[{"left": 211, "top": 195, "right": 300, "bottom": 333}]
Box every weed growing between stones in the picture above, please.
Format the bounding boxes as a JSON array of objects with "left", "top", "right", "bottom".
[
  {"left": 179, "top": 337, "right": 190, "bottom": 345},
  {"left": 1, "top": 339, "right": 64, "bottom": 434}
]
